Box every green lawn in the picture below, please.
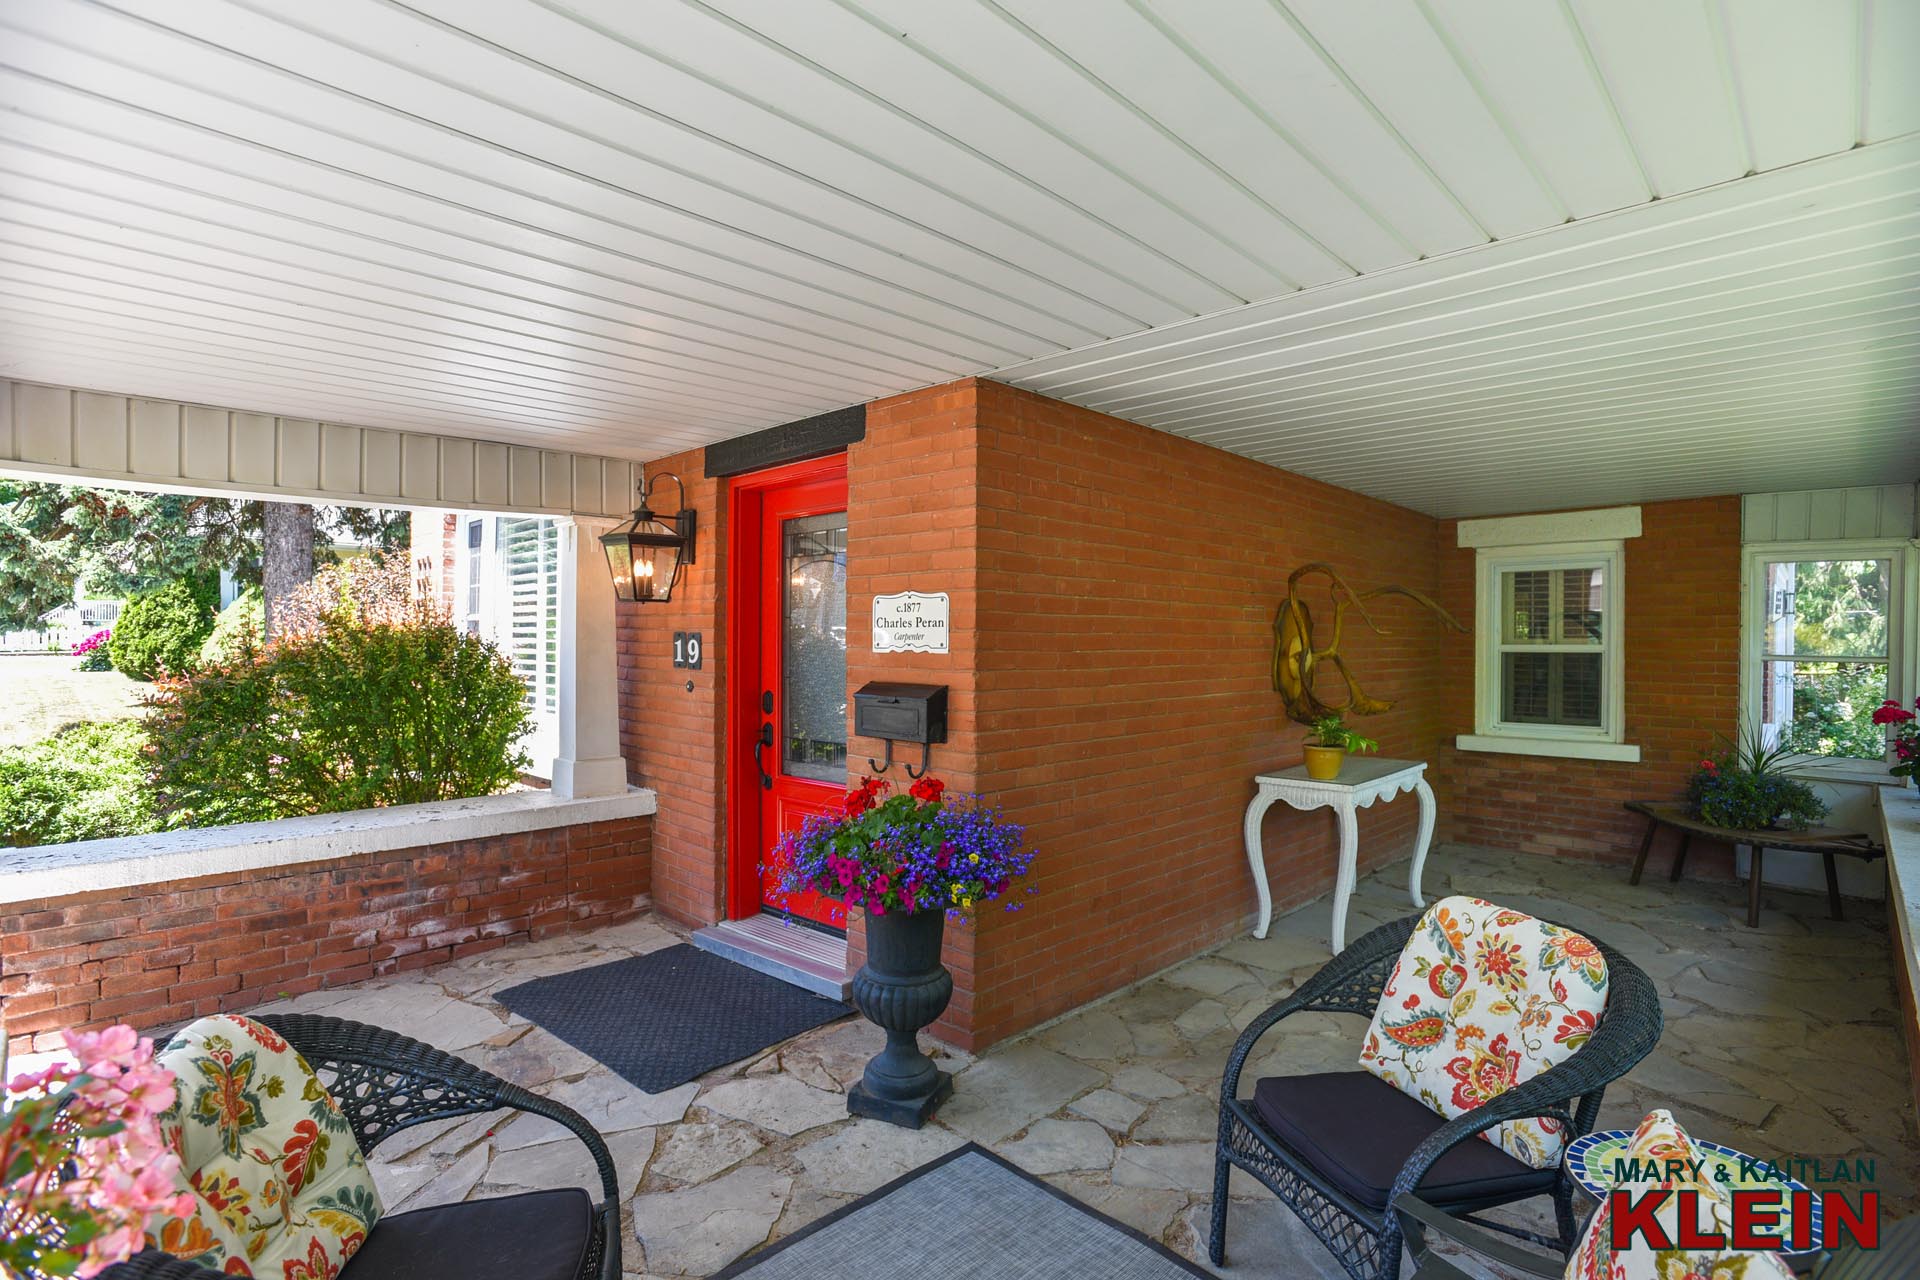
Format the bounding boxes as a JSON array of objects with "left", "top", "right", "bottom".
[{"left": 0, "top": 655, "right": 152, "bottom": 748}]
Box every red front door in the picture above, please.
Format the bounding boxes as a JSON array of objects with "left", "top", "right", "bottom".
[{"left": 729, "top": 457, "right": 849, "bottom": 932}]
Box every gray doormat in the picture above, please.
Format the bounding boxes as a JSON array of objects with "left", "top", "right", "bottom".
[
  {"left": 493, "top": 944, "right": 853, "bottom": 1094},
  {"left": 710, "top": 1145, "right": 1211, "bottom": 1279}
]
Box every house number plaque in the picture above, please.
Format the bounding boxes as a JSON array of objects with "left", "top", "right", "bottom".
[
  {"left": 672, "top": 631, "right": 703, "bottom": 669},
  {"left": 872, "top": 591, "right": 950, "bottom": 654}
]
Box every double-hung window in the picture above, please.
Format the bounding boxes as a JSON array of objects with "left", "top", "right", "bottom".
[
  {"left": 1494, "top": 560, "right": 1609, "bottom": 727},
  {"left": 1742, "top": 541, "right": 1912, "bottom": 780},
  {"left": 1457, "top": 507, "right": 1640, "bottom": 762}
]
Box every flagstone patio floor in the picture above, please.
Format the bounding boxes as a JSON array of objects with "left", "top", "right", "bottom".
[{"left": 246, "top": 843, "right": 1916, "bottom": 1279}]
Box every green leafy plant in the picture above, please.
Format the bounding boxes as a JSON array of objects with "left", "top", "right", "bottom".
[
  {"left": 107, "top": 579, "right": 215, "bottom": 680},
  {"left": 198, "top": 585, "right": 266, "bottom": 667},
  {"left": 148, "top": 564, "right": 532, "bottom": 827},
  {"left": 1308, "top": 711, "right": 1380, "bottom": 754},
  {"left": 1684, "top": 724, "right": 1828, "bottom": 831},
  {"left": 1776, "top": 660, "right": 1889, "bottom": 761},
  {"left": 0, "top": 721, "right": 161, "bottom": 847}
]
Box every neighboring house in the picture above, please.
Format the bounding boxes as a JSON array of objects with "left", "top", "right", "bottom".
[
  {"left": 0, "top": 587, "right": 122, "bottom": 653},
  {"left": 413, "top": 509, "right": 563, "bottom": 781}
]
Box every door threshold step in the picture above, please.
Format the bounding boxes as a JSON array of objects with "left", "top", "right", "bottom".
[{"left": 692, "top": 917, "right": 851, "bottom": 1001}]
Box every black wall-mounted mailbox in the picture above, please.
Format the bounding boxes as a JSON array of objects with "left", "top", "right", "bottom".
[{"left": 853, "top": 681, "right": 948, "bottom": 745}]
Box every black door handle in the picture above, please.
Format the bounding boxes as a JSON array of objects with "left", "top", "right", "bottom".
[{"left": 755, "top": 722, "right": 774, "bottom": 790}]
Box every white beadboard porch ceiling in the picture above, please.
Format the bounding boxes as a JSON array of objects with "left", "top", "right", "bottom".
[{"left": 0, "top": 0, "right": 1915, "bottom": 517}]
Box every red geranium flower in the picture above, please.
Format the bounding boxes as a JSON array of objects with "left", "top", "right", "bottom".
[
  {"left": 1872, "top": 699, "right": 1917, "bottom": 725},
  {"left": 841, "top": 776, "right": 888, "bottom": 816},
  {"left": 909, "top": 776, "right": 946, "bottom": 804}
]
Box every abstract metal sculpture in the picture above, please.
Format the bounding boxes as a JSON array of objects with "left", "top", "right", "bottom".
[{"left": 1272, "top": 563, "right": 1466, "bottom": 726}]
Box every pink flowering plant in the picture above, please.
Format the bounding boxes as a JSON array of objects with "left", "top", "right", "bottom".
[
  {"left": 68, "top": 630, "right": 110, "bottom": 659},
  {"left": 773, "top": 775, "right": 1036, "bottom": 918},
  {"left": 1, "top": 1025, "right": 193, "bottom": 1279},
  {"left": 1873, "top": 696, "right": 1920, "bottom": 782},
  {"left": 69, "top": 629, "right": 112, "bottom": 673}
]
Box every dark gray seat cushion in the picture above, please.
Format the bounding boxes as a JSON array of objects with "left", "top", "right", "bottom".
[
  {"left": 1251, "top": 1072, "right": 1557, "bottom": 1211},
  {"left": 341, "top": 1188, "right": 593, "bottom": 1280}
]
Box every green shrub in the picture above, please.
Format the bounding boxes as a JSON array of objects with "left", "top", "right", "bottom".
[
  {"left": 199, "top": 586, "right": 266, "bottom": 667},
  {"left": 0, "top": 721, "right": 160, "bottom": 847},
  {"left": 149, "top": 596, "right": 531, "bottom": 827},
  {"left": 110, "top": 579, "right": 214, "bottom": 679},
  {"left": 1777, "top": 660, "right": 1887, "bottom": 761}
]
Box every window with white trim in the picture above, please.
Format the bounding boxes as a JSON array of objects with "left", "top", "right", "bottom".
[
  {"left": 452, "top": 513, "right": 563, "bottom": 779},
  {"left": 1742, "top": 540, "right": 1912, "bottom": 779},
  {"left": 461, "top": 518, "right": 485, "bottom": 635},
  {"left": 1456, "top": 507, "right": 1640, "bottom": 763},
  {"left": 499, "top": 516, "right": 561, "bottom": 744}
]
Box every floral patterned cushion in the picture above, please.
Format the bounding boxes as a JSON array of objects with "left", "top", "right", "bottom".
[
  {"left": 1564, "top": 1110, "right": 1794, "bottom": 1279},
  {"left": 1358, "top": 895, "right": 1609, "bottom": 1169},
  {"left": 147, "top": 1015, "right": 382, "bottom": 1278}
]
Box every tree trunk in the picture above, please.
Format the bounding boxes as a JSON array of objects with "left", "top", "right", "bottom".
[{"left": 262, "top": 501, "right": 316, "bottom": 638}]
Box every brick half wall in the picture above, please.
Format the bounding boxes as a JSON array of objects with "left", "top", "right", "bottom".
[{"left": 1, "top": 814, "right": 651, "bottom": 1055}]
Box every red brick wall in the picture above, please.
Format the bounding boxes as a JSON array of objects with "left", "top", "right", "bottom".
[
  {"left": 845, "top": 381, "right": 985, "bottom": 1042},
  {"left": 616, "top": 457, "right": 729, "bottom": 926},
  {"left": 1433, "top": 496, "right": 1743, "bottom": 867},
  {"left": 612, "top": 382, "right": 1742, "bottom": 1050},
  {"left": 956, "top": 381, "right": 1448, "bottom": 1045},
  {"left": 0, "top": 815, "right": 651, "bottom": 1055},
  {"left": 410, "top": 509, "right": 459, "bottom": 614},
  {"left": 618, "top": 379, "right": 1451, "bottom": 1049}
]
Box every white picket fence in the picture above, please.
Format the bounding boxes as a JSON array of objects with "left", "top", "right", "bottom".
[
  {"left": 0, "top": 601, "right": 121, "bottom": 653},
  {"left": 0, "top": 627, "right": 95, "bottom": 654}
]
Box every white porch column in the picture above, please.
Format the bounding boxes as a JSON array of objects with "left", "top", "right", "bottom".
[{"left": 551, "top": 516, "right": 630, "bottom": 798}]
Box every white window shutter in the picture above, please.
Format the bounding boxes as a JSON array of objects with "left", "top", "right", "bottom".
[{"left": 499, "top": 516, "right": 561, "bottom": 773}]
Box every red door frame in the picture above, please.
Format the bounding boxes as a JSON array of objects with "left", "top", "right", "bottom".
[{"left": 724, "top": 452, "right": 850, "bottom": 922}]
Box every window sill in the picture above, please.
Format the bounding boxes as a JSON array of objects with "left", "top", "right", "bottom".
[
  {"left": 1784, "top": 761, "right": 1909, "bottom": 788},
  {"left": 1457, "top": 734, "right": 1642, "bottom": 763}
]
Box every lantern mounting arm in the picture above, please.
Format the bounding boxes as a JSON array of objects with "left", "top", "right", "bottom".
[{"left": 635, "top": 471, "right": 695, "bottom": 565}]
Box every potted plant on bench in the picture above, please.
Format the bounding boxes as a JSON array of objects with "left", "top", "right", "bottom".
[
  {"left": 1303, "top": 711, "right": 1379, "bottom": 781},
  {"left": 1685, "top": 726, "right": 1826, "bottom": 830}
]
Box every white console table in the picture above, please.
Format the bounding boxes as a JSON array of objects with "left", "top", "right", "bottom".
[{"left": 1243, "top": 757, "right": 1436, "bottom": 950}]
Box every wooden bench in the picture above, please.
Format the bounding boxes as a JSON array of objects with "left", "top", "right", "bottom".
[{"left": 1624, "top": 800, "right": 1886, "bottom": 928}]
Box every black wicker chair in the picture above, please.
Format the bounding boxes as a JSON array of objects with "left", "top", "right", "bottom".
[
  {"left": 1209, "top": 913, "right": 1663, "bottom": 1280},
  {"left": 100, "top": 1014, "right": 622, "bottom": 1280}
]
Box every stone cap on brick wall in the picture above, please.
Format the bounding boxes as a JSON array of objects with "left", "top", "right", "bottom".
[
  {"left": 0, "top": 788, "right": 658, "bottom": 904},
  {"left": 1881, "top": 788, "right": 1920, "bottom": 1084}
]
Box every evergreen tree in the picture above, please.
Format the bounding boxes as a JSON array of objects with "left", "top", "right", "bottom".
[{"left": 0, "top": 481, "right": 408, "bottom": 630}]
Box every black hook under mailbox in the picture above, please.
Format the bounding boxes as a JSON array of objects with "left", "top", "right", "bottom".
[{"left": 854, "top": 682, "right": 947, "bottom": 778}]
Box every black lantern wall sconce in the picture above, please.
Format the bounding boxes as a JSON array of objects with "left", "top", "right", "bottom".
[{"left": 601, "top": 472, "right": 697, "bottom": 604}]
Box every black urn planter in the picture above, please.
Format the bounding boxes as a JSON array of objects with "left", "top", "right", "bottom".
[{"left": 846, "top": 907, "right": 954, "bottom": 1128}]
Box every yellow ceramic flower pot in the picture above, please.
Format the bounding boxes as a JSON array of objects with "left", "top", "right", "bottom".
[{"left": 1302, "top": 744, "right": 1346, "bottom": 781}]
